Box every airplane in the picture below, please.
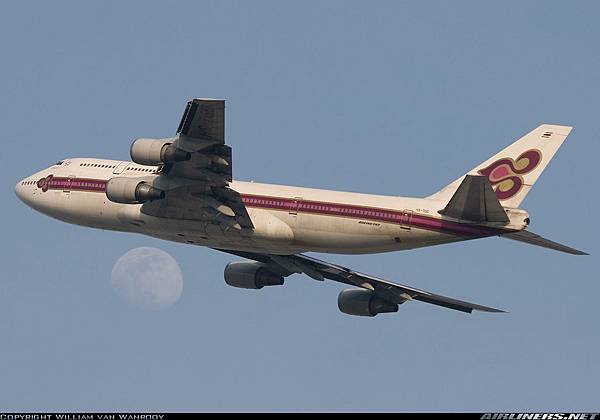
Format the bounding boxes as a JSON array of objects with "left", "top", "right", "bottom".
[{"left": 15, "top": 98, "right": 587, "bottom": 317}]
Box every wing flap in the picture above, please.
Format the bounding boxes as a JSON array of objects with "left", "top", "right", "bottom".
[
  {"left": 177, "top": 98, "right": 224, "bottom": 144},
  {"left": 143, "top": 185, "right": 253, "bottom": 229}
]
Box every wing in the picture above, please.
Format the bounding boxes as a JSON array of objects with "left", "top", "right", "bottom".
[
  {"left": 219, "top": 249, "right": 505, "bottom": 314},
  {"left": 144, "top": 99, "right": 253, "bottom": 229},
  {"left": 177, "top": 98, "right": 225, "bottom": 144}
]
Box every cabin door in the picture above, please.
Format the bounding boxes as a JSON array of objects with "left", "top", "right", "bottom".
[
  {"left": 400, "top": 210, "right": 413, "bottom": 231},
  {"left": 289, "top": 197, "right": 302, "bottom": 216},
  {"left": 113, "top": 162, "right": 128, "bottom": 174}
]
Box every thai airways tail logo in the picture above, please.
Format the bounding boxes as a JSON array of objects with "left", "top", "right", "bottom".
[{"left": 478, "top": 149, "right": 542, "bottom": 200}]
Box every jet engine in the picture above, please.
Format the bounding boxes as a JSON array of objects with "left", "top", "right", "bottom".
[
  {"left": 130, "top": 138, "right": 191, "bottom": 166},
  {"left": 337, "top": 289, "right": 399, "bottom": 317},
  {"left": 105, "top": 177, "right": 165, "bottom": 204},
  {"left": 224, "top": 261, "right": 285, "bottom": 289}
]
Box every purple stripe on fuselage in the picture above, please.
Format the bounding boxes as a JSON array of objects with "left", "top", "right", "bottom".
[
  {"left": 240, "top": 194, "right": 507, "bottom": 238},
  {"left": 36, "top": 178, "right": 508, "bottom": 238},
  {"left": 409, "top": 213, "right": 501, "bottom": 237},
  {"left": 37, "top": 176, "right": 107, "bottom": 193}
]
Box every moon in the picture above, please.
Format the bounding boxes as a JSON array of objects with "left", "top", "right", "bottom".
[{"left": 111, "top": 247, "right": 183, "bottom": 310}]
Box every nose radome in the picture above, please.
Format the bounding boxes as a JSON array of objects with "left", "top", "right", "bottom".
[{"left": 15, "top": 179, "right": 25, "bottom": 202}]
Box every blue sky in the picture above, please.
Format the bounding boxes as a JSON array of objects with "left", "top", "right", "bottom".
[{"left": 1, "top": 0, "right": 598, "bottom": 412}]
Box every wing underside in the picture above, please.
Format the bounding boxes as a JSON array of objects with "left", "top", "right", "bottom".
[{"left": 219, "top": 249, "right": 505, "bottom": 314}]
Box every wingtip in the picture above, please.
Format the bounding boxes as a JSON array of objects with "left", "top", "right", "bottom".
[
  {"left": 193, "top": 97, "right": 226, "bottom": 102},
  {"left": 568, "top": 249, "right": 588, "bottom": 256},
  {"left": 475, "top": 307, "right": 508, "bottom": 314}
]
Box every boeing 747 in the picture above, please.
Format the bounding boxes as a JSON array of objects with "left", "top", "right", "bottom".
[{"left": 15, "top": 99, "right": 586, "bottom": 316}]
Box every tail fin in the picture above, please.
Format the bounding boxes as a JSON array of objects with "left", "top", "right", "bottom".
[{"left": 428, "top": 124, "right": 573, "bottom": 208}]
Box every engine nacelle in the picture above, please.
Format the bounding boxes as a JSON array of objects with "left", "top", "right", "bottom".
[
  {"left": 337, "top": 289, "right": 399, "bottom": 317},
  {"left": 130, "top": 138, "right": 191, "bottom": 166},
  {"left": 224, "top": 261, "right": 284, "bottom": 290},
  {"left": 105, "top": 177, "right": 165, "bottom": 204}
]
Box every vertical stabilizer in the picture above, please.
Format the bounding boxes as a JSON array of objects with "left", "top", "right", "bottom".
[{"left": 428, "top": 125, "right": 573, "bottom": 208}]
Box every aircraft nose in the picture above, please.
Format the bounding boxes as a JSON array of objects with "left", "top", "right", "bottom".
[
  {"left": 15, "top": 179, "right": 25, "bottom": 202},
  {"left": 15, "top": 177, "right": 36, "bottom": 207}
]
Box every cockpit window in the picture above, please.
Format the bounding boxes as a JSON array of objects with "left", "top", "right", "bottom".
[{"left": 54, "top": 161, "right": 64, "bottom": 166}]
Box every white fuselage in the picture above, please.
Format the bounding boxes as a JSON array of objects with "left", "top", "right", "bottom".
[{"left": 15, "top": 158, "right": 527, "bottom": 255}]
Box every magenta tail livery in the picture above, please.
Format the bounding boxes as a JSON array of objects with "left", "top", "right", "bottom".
[
  {"left": 428, "top": 124, "right": 572, "bottom": 208},
  {"left": 15, "top": 99, "right": 586, "bottom": 317}
]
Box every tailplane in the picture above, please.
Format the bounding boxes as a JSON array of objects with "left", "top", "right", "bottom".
[
  {"left": 439, "top": 175, "right": 509, "bottom": 223},
  {"left": 501, "top": 230, "right": 588, "bottom": 255},
  {"left": 428, "top": 124, "right": 573, "bottom": 208}
]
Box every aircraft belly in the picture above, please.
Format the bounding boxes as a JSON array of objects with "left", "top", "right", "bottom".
[
  {"left": 290, "top": 212, "right": 465, "bottom": 254},
  {"left": 29, "top": 188, "right": 123, "bottom": 230},
  {"left": 35, "top": 177, "right": 468, "bottom": 255},
  {"left": 39, "top": 187, "right": 470, "bottom": 255},
  {"left": 290, "top": 212, "right": 400, "bottom": 253},
  {"left": 245, "top": 208, "right": 295, "bottom": 244},
  {"left": 110, "top": 206, "right": 297, "bottom": 253}
]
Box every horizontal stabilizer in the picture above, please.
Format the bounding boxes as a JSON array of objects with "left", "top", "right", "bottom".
[
  {"left": 439, "top": 175, "right": 509, "bottom": 223},
  {"left": 502, "top": 230, "right": 588, "bottom": 255}
]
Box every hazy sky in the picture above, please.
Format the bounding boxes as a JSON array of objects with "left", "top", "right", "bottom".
[{"left": 1, "top": 1, "right": 598, "bottom": 412}]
